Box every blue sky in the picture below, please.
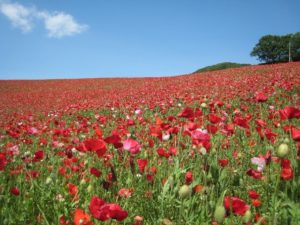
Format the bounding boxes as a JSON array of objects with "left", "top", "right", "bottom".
[{"left": 0, "top": 0, "right": 299, "bottom": 79}]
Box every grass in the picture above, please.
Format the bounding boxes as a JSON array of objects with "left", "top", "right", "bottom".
[{"left": 194, "top": 62, "right": 251, "bottom": 73}]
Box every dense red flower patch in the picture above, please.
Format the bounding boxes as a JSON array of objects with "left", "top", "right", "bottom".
[{"left": 0, "top": 62, "right": 299, "bottom": 125}]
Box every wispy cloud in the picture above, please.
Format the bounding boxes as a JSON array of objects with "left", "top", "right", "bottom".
[
  {"left": 0, "top": 1, "right": 88, "bottom": 38},
  {"left": 0, "top": 2, "right": 34, "bottom": 32}
]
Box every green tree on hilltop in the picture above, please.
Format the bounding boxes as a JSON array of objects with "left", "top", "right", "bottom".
[{"left": 251, "top": 32, "right": 300, "bottom": 63}]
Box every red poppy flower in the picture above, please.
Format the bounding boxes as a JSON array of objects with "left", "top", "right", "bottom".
[
  {"left": 146, "top": 174, "right": 154, "bottom": 182},
  {"left": 281, "top": 167, "right": 294, "bottom": 180},
  {"left": 193, "top": 184, "right": 203, "bottom": 193},
  {"left": 185, "top": 171, "right": 193, "bottom": 185},
  {"left": 169, "top": 147, "right": 177, "bottom": 156},
  {"left": 149, "top": 166, "right": 157, "bottom": 174},
  {"left": 104, "top": 134, "right": 122, "bottom": 148},
  {"left": 10, "top": 186, "right": 20, "bottom": 196},
  {"left": 148, "top": 139, "right": 154, "bottom": 147},
  {"left": 83, "top": 138, "right": 107, "bottom": 157},
  {"left": 252, "top": 199, "right": 261, "bottom": 207},
  {"left": 59, "top": 215, "right": 68, "bottom": 225},
  {"left": 248, "top": 190, "right": 260, "bottom": 199},
  {"left": 136, "top": 158, "right": 148, "bottom": 174},
  {"left": 218, "top": 159, "right": 229, "bottom": 167},
  {"left": 187, "top": 122, "right": 197, "bottom": 131},
  {"left": 280, "top": 159, "right": 293, "bottom": 180},
  {"left": 264, "top": 128, "right": 277, "bottom": 143},
  {"left": 255, "top": 119, "right": 266, "bottom": 127},
  {"left": 89, "top": 196, "right": 128, "bottom": 221},
  {"left": 279, "top": 106, "right": 300, "bottom": 120},
  {"left": 156, "top": 148, "right": 170, "bottom": 158},
  {"left": 149, "top": 125, "right": 162, "bottom": 140},
  {"left": 33, "top": 150, "right": 44, "bottom": 162},
  {"left": 255, "top": 92, "right": 268, "bottom": 102},
  {"left": 67, "top": 183, "right": 78, "bottom": 196},
  {"left": 207, "top": 124, "right": 218, "bottom": 134},
  {"left": 106, "top": 203, "right": 128, "bottom": 221},
  {"left": 282, "top": 125, "right": 294, "bottom": 133},
  {"left": 90, "top": 167, "right": 101, "bottom": 177},
  {"left": 292, "top": 127, "right": 300, "bottom": 141},
  {"left": 281, "top": 159, "right": 291, "bottom": 168},
  {"left": 26, "top": 170, "right": 40, "bottom": 180},
  {"left": 73, "top": 209, "right": 92, "bottom": 225},
  {"left": 246, "top": 169, "right": 262, "bottom": 179},
  {"left": 178, "top": 107, "right": 194, "bottom": 119},
  {"left": 208, "top": 114, "right": 222, "bottom": 124},
  {"left": 223, "top": 123, "right": 235, "bottom": 136},
  {"left": 89, "top": 196, "right": 107, "bottom": 221},
  {"left": 234, "top": 116, "right": 250, "bottom": 129},
  {"left": 94, "top": 127, "right": 103, "bottom": 138},
  {"left": 224, "top": 196, "right": 249, "bottom": 216},
  {"left": 0, "top": 153, "right": 8, "bottom": 171}
]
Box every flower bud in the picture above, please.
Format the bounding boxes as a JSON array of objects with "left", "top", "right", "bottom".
[
  {"left": 243, "top": 210, "right": 252, "bottom": 223},
  {"left": 201, "top": 103, "right": 207, "bottom": 108},
  {"left": 214, "top": 205, "right": 226, "bottom": 223},
  {"left": 80, "top": 179, "right": 86, "bottom": 185},
  {"left": 87, "top": 184, "right": 93, "bottom": 193},
  {"left": 283, "top": 138, "right": 290, "bottom": 144},
  {"left": 178, "top": 185, "right": 191, "bottom": 199},
  {"left": 277, "top": 143, "right": 289, "bottom": 158},
  {"left": 45, "top": 177, "right": 53, "bottom": 185},
  {"left": 200, "top": 147, "right": 207, "bottom": 155}
]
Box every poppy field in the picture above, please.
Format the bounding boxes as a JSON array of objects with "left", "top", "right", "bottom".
[{"left": 0, "top": 62, "right": 300, "bottom": 225}]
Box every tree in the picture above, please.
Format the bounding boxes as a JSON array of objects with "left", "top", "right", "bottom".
[
  {"left": 289, "top": 32, "right": 300, "bottom": 61},
  {"left": 251, "top": 34, "right": 291, "bottom": 63}
]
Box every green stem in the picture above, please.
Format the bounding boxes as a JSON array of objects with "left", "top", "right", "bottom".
[
  {"left": 37, "top": 204, "right": 51, "bottom": 225},
  {"left": 271, "top": 173, "right": 280, "bottom": 225}
]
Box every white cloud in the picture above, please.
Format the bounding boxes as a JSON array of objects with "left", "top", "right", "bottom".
[
  {"left": 0, "top": 2, "right": 34, "bottom": 32},
  {"left": 0, "top": 1, "right": 88, "bottom": 38},
  {"left": 39, "top": 12, "right": 88, "bottom": 38}
]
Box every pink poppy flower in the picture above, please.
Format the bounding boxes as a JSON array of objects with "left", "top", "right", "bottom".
[
  {"left": 123, "top": 139, "right": 141, "bottom": 154},
  {"left": 251, "top": 157, "right": 266, "bottom": 172}
]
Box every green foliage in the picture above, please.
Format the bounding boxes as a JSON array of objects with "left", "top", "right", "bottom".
[
  {"left": 194, "top": 62, "right": 250, "bottom": 73},
  {"left": 290, "top": 32, "right": 300, "bottom": 61},
  {"left": 251, "top": 32, "right": 300, "bottom": 63}
]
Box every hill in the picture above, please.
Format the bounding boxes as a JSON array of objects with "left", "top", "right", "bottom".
[
  {"left": 0, "top": 62, "right": 299, "bottom": 123},
  {"left": 195, "top": 62, "right": 251, "bottom": 73}
]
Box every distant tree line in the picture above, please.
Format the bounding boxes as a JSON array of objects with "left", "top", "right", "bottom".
[{"left": 251, "top": 32, "right": 300, "bottom": 63}]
